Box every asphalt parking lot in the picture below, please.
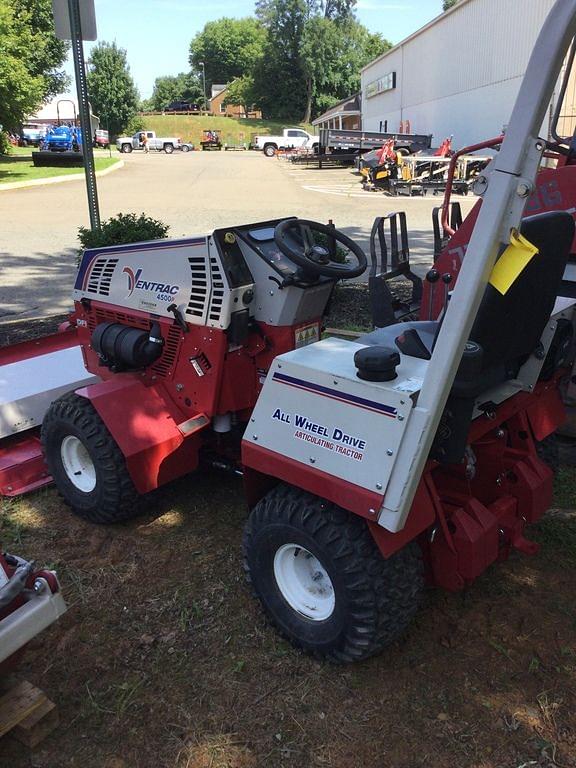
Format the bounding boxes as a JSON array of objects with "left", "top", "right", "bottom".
[{"left": 0, "top": 151, "right": 476, "bottom": 320}]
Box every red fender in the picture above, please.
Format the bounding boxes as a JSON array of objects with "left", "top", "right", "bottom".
[{"left": 76, "top": 377, "right": 205, "bottom": 494}]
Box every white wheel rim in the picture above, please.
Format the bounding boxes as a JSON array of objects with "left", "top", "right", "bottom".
[
  {"left": 60, "top": 435, "right": 96, "bottom": 492},
  {"left": 273, "top": 544, "right": 335, "bottom": 621}
]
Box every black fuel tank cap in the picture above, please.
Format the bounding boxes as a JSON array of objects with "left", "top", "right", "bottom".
[{"left": 354, "top": 346, "right": 400, "bottom": 382}]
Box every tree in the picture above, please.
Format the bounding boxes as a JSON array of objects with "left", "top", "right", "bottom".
[
  {"left": 252, "top": 0, "right": 388, "bottom": 121},
  {"left": 300, "top": 17, "right": 389, "bottom": 121},
  {"left": 252, "top": 0, "right": 309, "bottom": 120},
  {"left": 10, "top": 0, "right": 69, "bottom": 99},
  {"left": 0, "top": 0, "right": 69, "bottom": 137},
  {"left": 189, "top": 18, "right": 267, "bottom": 92},
  {"left": 443, "top": 0, "right": 459, "bottom": 9},
  {"left": 223, "top": 76, "right": 257, "bottom": 115},
  {"left": 149, "top": 73, "right": 204, "bottom": 111},
  {"left": 0, "top": 0, "right": 45, "bottom": 133},
  {"left": 87, "top": 42, "right": 139, "bottom": 137}
]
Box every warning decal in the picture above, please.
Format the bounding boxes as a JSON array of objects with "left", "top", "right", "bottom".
[{"left": 295, "top": 323, "right": 319, "bottom": 348}]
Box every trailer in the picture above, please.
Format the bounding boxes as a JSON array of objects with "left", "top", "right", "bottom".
[{"left": 318, "top": 128, "right": 433, "bottom": 156}]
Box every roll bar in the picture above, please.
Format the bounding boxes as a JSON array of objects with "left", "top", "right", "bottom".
[
  {"left": 379, "top": 0, "right": 576, "bottom": 532},
  {"left": 440, "top": 136, "right": 504, "bottom": 238}
]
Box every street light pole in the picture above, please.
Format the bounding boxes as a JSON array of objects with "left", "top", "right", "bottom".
[{"left": 199, "top": 61, "right": 207, "bottom": 112}]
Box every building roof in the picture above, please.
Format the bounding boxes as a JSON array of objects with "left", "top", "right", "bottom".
[
  {"left": 211, "top": 84, "right": 227, "bottom": 98},
  {"left": 361, "top": 0, "right": 475, "bottom": 74},
  {"left": 312, "top": 93, "right": 361, "bottom": 126},
  {"left": 28, "top": 96, "right": 80, "bottom": 123}
]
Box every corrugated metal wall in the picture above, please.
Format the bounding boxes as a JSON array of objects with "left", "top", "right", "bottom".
[{"left": 361, "top": 0, "right": 558, "bottom": 146}]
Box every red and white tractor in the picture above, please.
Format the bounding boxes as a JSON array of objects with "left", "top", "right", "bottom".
[{"left": 1, "top": 0, "right": 576, "bottom": 663}]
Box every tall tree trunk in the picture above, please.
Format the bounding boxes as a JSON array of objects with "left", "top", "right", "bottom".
[{"left": 303, "top": 77, "right": 313, "bottom": 123}]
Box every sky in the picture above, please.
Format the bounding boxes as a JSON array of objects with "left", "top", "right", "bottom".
[{"left": 64, "top": 0, "right": 448, "bottom": 99}]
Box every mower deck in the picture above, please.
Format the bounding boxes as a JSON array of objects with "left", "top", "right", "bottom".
[{"left": 0, "top": 328, "right": 98, "bottom": 496}]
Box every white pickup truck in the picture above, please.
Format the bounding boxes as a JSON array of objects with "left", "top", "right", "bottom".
[
  {"left": 251, "top": 128, "right": 318, "bottom": 157},
  {"left": 116, "top": 130, "right": 181, "bottom": 154}
]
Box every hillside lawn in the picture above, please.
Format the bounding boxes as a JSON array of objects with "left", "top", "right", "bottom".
[{"left": 139, "top": 114, "right": 315, "bottom": 147}]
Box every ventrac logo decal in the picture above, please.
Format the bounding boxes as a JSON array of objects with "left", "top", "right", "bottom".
[
  {"left": 122, "top": 266, "right": 180, "bottom": 302},
  {"left": 122, "top": 267, "right": 141, "bottom": 297}
]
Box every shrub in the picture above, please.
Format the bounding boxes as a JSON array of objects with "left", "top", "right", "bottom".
[
  {"left": 78, "top": 212, "right": 169, "bottom": 252},
  {"left": 0, "top": 131, "right": 11, "bottom": 155},
  {"left": 125, "top": 115, "right": 146, "bottom": 136}
]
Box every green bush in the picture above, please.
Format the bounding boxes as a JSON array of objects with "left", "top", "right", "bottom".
[
  {"left": 0, "top": 131, "right": 11, "bottom": 155},
  {"left": 78, "top": 212, "right": 169, "bottom": 253},
  {"left": 125, "top": 115, "right": 146, "bottom": 136}
]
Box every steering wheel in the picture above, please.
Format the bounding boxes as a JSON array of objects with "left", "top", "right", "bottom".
[{"left": 274, "top": 219, "right": 368, "bottom": 279}]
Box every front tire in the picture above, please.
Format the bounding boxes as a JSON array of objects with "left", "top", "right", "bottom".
[
  {"left": 243, "top": 484, "right": 424, "bottom": 662},
  {"left": 121, "top": 144, "right": 132, "bottom": 153},
  {"left": 41, "top": 393, "right": 140, "bottom": 524},
  {"left": 181, "top": 144, "right": 190, "bottom": 152}
]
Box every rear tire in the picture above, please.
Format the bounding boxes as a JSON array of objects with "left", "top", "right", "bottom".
[
  {"left": 243, "top": 484, "right": 424, "bottom": 662},
  {"left": 263, "top": 144, "right": 276, "bottom": 157},
  {"left": 164, "top": 144, "right": 174, "bottom": 154},
  {"left": 41, "top": 393, "right": 140, "bottom": 524},
  {"left": 181, "top": 145, "right": 190, "bottom": 152}
]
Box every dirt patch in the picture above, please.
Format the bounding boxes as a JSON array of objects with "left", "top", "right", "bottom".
[
  {"left": 325, "top": 281, "right": 416, "bottom": 333},
  {"left": 1, "top": 468, "right": 575, "bottom": 768}
]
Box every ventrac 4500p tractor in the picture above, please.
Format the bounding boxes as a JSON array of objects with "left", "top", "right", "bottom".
[{"left": 37, "top": 0, "right": 576, "bottom": 661}]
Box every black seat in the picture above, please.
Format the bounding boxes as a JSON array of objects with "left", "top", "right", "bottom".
[{"left": 358, "top": 210, "right": 575, "bottom": 461}]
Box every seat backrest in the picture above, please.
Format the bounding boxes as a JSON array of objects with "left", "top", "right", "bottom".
[
  {"left": 432, "top": 210, "right": 574, "bottom": 464},
  {"left": 469, "top": 211, "right": 575, "bottom": 371}
]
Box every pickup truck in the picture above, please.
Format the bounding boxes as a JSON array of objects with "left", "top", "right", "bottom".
[
  {"left": 116, "top": 131, "right": 181, "bottom": 154},
  {"left": 251, "top": 128, "right": 318, "bottom": 157}
]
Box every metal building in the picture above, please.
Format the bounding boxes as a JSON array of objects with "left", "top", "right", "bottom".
[{"left": 360, "top": 0, "right": 562, "bottom": 148}]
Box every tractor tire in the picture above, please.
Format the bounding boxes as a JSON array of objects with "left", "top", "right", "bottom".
[
  {"left": 121, "top": 144, "right": 132, "bottom": 153},
  {"left": 164, "top": 143, "right": 174, "bottom": 154},
  {"left": 41, "top": 392, "right": 140, "bottom": 524},
  {"left": 243, "top": 484, "right": 424, "bottom": 662},
  {"left": 263, "top": 144, "right": 276, "bottom": 157}
]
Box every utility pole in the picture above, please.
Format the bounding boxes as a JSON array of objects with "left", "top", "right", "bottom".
[{"left": 199, "top": 61, "right": 207, "bottom": 112}]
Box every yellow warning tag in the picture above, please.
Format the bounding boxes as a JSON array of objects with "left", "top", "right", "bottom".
[{"left": 489, "top": 229, "right": 539, "bottom": 295}]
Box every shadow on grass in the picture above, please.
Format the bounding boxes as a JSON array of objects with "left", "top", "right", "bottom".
[{"left": 0, "top": 154, "right": 34, "bottom": 182}]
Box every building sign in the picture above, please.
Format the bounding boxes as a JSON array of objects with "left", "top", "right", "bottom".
[{"left": 366, "top": 71, "right": 396, "bottom": 98}]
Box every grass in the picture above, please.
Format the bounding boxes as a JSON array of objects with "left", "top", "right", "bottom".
[
  {"left": 139, "top": 114, "right": 314, "bottom": 148},
  {"left": 552, "top": 464, "right": 576, "bottom": 508},
  {"left": 0, "top": 149, "right": 120, "bottom": 185}
]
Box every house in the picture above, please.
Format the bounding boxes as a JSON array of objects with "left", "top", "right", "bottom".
[
  {"left": 209, "top": 82, "right": 262, "bottom": 119},
  {"left": 360, "top": 0, "right": 569, "bottom": 147},
  {"left": 312, "top": 94, "right": 362, "bottom": 131}
]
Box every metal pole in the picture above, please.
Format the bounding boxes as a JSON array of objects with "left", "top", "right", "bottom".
[
  {"left": 201, "top": 62, "right": 207, "bottom": 112},
  {"left": 68, "top": 0, "right": 100, "bottom": 230}
]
